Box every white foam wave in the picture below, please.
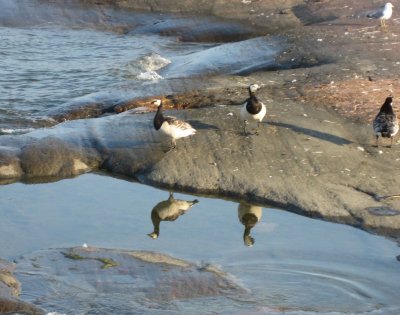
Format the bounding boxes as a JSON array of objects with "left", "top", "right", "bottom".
[
  {"left": 124, "top": 52, "right": 171, "bottom": 81},
  {"left": 137, "top": 70, "right": 164, "bottom": 81},
  {"left": 137, "top": 52, "right": 171, "bottom": 72},
  {"left": 0, "top": 127, "right": 35, "bottom": 135}
]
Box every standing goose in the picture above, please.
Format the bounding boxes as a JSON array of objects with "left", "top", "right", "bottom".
[
  {"left": 367, "top": 2, "right": 394, "bottom": 31},
  {"left": 240, "top": 84, "right": 266, "bottom": 135},
  {"left": 152, "top": 99, "right": 196, "bottom": 151},
  {"left": 238, "top": 202, "right": 262, "bottom": 247},
  {"left": 373, "top": 96, "right": 399, "bottom": 147},
  {"left": 148, "top": 192, "right": 199, "bottom": 239}
]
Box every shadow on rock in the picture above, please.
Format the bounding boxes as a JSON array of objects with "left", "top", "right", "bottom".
[
  {"left": 187, "top": 120, "right": 220, "bottom": 131},
  {"left": 268, "top": 121, "right": 352, "bottom": 145},
  {"left": 292, "top": 3, "right": 338, "bottom": 25}
]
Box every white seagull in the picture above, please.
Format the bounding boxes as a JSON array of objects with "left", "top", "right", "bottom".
[
  {"left": 148, "top": 192, "right": 199, "bottom": 239},
  {"left": 152, "top": 99, "right": 196, "bottom": 151},
  {"left": 240, "top": 84, "right": 266, "bottom": 135},
  {"left": 373, "top": 96, "right": 399, "bottom": 147},
  {"left": 367, "top": 2, "right": 394, "bottom": 30}
]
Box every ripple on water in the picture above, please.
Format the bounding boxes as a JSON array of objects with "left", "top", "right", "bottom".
[{"left": 0, "top": 27, "right": 177, "bottom": 130}]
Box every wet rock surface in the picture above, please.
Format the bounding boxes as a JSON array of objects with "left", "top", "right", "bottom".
[
  {"left": 0, "top": 259, "right": 19, "bottom": 299},
  {"left": 14, "top": 247, "right": 245, "bottom": 313},
  {"left": 0, "top": 259, "right": 45, "bottom": 314}
]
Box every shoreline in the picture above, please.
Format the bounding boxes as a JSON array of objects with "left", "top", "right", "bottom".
[{"left": 0, "top": 0, "right": 399, "bottom": 239}]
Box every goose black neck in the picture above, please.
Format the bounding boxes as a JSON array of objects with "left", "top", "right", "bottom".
[
  {"left": 244, "top": 226, "right": 252, "bottom": 238},
  {"left": 151, "top": 211, "right": 161, "bottom": 235},
  {"left": 248, "top": 88, "right": 257, "bottom": 98},
  {"left": 153, "top": 104, "right": 165, "bottom": 130},
  {"left": 380, "top": 97, "right": 394, "bottom": 114},
  {"left": 246, "top": 94, "right": 261, "bottom": 114}
]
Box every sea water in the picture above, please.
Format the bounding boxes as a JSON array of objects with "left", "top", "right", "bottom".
[
  {"left": 0, "top": 173, "right": 399, "bottom": 314},
  {"left": 0, "top": 1, "right": 280, "bottom": 134}
]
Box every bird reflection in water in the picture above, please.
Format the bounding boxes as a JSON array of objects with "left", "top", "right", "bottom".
[
  {"left": 148, "top": 192, "right": 199, "bottom": 239},
  {"left": 238, "top": 202, "right": 263, "bottom": 247}
]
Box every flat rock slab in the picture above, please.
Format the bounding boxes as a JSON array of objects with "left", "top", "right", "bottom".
[
  {"left": 139, "top": 101, "right": 400, "bottom": 242},
  {"left": 14, "top": 247, "right": 245, "bottom": 314},
  {"left": 0, "top": 86, "right": 400, "bottom": 242}
]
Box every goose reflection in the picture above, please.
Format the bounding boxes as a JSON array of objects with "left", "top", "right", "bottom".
[
  {"left": 238, "top": 202, "right": 262, "bottom": 247},
  {"left": 148, "top": 192, "right": 199, "bottom": 239}
]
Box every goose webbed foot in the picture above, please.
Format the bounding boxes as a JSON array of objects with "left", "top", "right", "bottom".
[
  {"left": 164, "top": 147, "right": 176, "bottom": 153},
  {"left": 163, "top": 140, "right": 177, "bottom": 153}
]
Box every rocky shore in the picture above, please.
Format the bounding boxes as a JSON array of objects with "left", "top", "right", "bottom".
[
  {"left": 0, "top": 259, "right": 44, "bottom": 314},
  {"left": 1, "top": 0, "right": 400, "bottom": 312}
]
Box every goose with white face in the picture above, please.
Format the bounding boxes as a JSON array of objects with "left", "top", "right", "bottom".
[
  {"left": 240, "top": 84, "right": 266, "bottom": 136},
  {"left": 152, "top": 99, "right": 196, "bottom": 151}
]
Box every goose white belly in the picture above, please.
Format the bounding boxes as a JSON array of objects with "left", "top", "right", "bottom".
[
  {"left": 159, "top": 121, "right": 195, "bottom": 139},
  {"left": 240, "top": 103, "right": 266, "bottom": 122},
  {"left": 156, "top": 201, "right": 192, "bottom": 220}
]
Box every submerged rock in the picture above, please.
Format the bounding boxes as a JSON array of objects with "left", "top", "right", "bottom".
[
  {"left": 0, "top": 259, "right": 19, "bottom": 299},
  {"left": 14, "top": 247, "right": 245, "bottom": 313},
  {"left": 0, "top": 259, "right": 45, "bottom": 315}
]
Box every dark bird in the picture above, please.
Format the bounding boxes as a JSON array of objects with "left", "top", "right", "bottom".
[
  {"left": 152, "top": 99, "right": 196, "bottom": 151},
  {"left": 367, "top": 2, "right": 394, "bottom": 31},
  {"left": 240, "top": 84, "right": 266, "bottom": 135},
  {"left": 148, "top": 192, "right": 199, "bottom": 239},
  {"left": 238, "top": 202, "right": 262, "bottom": 247},
  {"left": 373, "top": 96, "right": 399, "bottom": 147}
]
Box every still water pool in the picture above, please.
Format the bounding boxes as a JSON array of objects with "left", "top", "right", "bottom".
[{"left": 0, "top": 173, "right": 399, "bottom": 314}]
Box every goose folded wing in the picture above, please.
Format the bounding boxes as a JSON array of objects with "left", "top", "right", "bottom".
[
  {"left": 374, "top": 114, "right": 389, "bottom": 132},
  {"left": 165, "top": 116, "right": 193, "bottom": 130}
]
